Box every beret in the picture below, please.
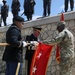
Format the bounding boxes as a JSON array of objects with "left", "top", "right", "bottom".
[{"left": 13, "top": 16, "right": 24, "bottom": 22}]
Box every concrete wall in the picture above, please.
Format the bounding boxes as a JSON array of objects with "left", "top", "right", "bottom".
[{"left": 0, "top": 11, "right": 75, "bottom": 75}]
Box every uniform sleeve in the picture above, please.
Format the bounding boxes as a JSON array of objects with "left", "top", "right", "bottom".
[
  {"left": 43, "top": 31, "right": 65, "bottom": 44},
  {"left": 25, "top": 35, "right": 31, "bottom": 41},
  {"left": 6, "top": 28, "right": 22, "bottom": 47}
]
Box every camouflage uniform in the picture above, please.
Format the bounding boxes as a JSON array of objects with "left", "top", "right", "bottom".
[{"left": 43, "top": 28, "right": 74, "bottom": 75}]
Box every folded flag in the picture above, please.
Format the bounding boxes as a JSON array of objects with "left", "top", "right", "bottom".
[{"left": 30, "top": 43, "right": 54, "bottom": 75}]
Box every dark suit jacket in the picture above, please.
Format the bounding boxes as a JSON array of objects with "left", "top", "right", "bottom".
[
  {"left": 2, "top": 24, "right": 23, "bottom": 62},
  {"left": 25, "top": 34, "right": 37, "bottom": 60},
  {"left": 24, "top": 0, "right": 36, "bottom": 15}
]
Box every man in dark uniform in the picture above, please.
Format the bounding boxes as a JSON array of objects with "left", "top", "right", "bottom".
[
  {"left": 0, "top": 14, "right": 1, "bottom": 27},
  {"left": 25, "top": 26, "right": 42, "bottom": 75},
  {"left": 23, "top": 0, "right": 36, "bottom": 21},
  {"left": 64, "top": 0, "right": 74, "bottom": 12},
  {"left": 1, "top": 0, "right": 9, "bottom": 26},
  {"left": 0, "top": 5, "right": 1, "bottom": 27},
  {"left": 43, "top": 0, "right": 51, "bottom": 17},
  {"left": 2, "top": 16, "right": 29, "bottom": 75},
  {"left": 11, "top": 0, "right": 20, "bottom": 17}
]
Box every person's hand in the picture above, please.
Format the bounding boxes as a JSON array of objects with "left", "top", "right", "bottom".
[
  {"left": 31, "top": 45, "right": 39, "bottom": 50},
  {"left": 30, "top": 41, "right": 39, "bottom": 46},
  {"left": 22, "top": 41, "right": 28, "bottom": 47},
  {"left": 30, "top": 41, "right": 39, "bottom": 50}
]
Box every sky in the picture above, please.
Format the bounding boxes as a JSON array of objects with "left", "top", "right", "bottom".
[{"left": 0, "top": 0, "right": 75, "bottom": 26}]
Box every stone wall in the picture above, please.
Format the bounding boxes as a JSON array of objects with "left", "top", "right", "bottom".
[{"left": 0, "top": 11, "right": 75, "bottom": 75}]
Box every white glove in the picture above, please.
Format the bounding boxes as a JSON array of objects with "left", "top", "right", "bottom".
[
  {"left": 30, "top": 41, "right": 39, "bottom": 45},
  {"left": 23, "top": 41, "right": 27, "bottom": 47}
]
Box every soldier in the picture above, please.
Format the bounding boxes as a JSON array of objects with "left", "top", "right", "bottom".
[
  {"left": 0, "top": 6, "right": 1, "bottom": 27},
  {"left": 25, "top": 26, "right": 42, "bottom": 75},
  {"left": 43, "top": 0, "right": 51, "bottom": 17},
  {"left": 2, "top": 16, "right": 29, "bottom": 75},
  {"left": 23, "top": 0, "right": 36, "bottom": 21},
  {"left": 0, "top": 5, "right": 1, "bottom": 27},
  {"left": 64, "top": 0, "right": 74, "bottom": 12},
  {"left": 11, "top": 0, "right": 20, "bottom": 17},
  {"left": 1, "top": 0, "right": 9, "bottom": 26},
  {"left": 40, "top": 21, "right": 74, "bottom": 75},
  {"left": 0, "top": 14, "right": 1, "bottom": 27}
]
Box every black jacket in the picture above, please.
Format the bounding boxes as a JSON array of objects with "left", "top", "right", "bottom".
[
  {"left": 24, "top": 0, "right": 36, "bottom": 15},
  {"left": 25, "top": 34, "right": 37, "bottom": 60},
  {"left": 2, "top": 24, "right": 23, "bottom": 62}
]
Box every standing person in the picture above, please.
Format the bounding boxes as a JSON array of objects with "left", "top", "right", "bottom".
[
  {"left": 2, "top": 16, "right": 29, "bottom": 75},
  {"left": 1, "top": 0, "right": 9, "bottom": 26},
  {"left": 64, "top": 0, "right": 74, "bottom": 12},
  {"left": 23, "top": 0, "right": 36, "bottom": 21},
  {"left": 40, "top": 21, "right": 74, "bottom": 75},
  {"left": 43, "top": 0, "right": 51, "bottom": 17},
  {"left": 0, "top": 4, "right": 1, "bottom": 27},
  {"left": 25, "top": 26, "right": 42, "bottom": 75},
  {"left": 11, "top": 0, "right": 20, "bottom": 17},
  {"left": 0, "top": 14, "right": 1, "bottom": 27}
]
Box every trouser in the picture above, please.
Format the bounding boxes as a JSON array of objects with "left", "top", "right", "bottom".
[
  {"left": 0, "top": 24, "right": 1, "bottom": 27},
  {"left": 60, "top": 62, "right": 72, "bottom": 75},
  {"left": 25, "top": 59, "right": 32, "bottom": 75},
  {"left": 43, "top": 0, "right": 51, "bottom": 17},
  {"left": 65, "top": 0, "right": 74, "bottom": 12},
  {"left": 12, "top": 11, "right": 18, "bottom": 17},
  {"left": 27, "top": 14, "right": 32, "bottom": 21},
  {"left": 59, "top": 56, "right": 73, "bottom": 75},
  {"left": 26, "top": 12, "right": 32, "bottom": 21},
  {"left": 1, "top": 16, "right": 7, "bottom": 26},
  {"left": 5, "top": 62, "right": 22, "bottom": 75}
]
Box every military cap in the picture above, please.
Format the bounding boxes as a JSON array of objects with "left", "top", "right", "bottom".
[
  {"left": 57, "top": 21, "right": 66, "bottom": 27},
  {"left": 2, "top": 0, "right": 6, "bottom": 3},
  {"left": 57, "top": 21, "right": 65, "bottom": 30},
  {"left": 33, "top": 26, "right": 42, "bottom": 31},
  {"left": 13, "top": 16, "right": 24, "bottom": 22}
]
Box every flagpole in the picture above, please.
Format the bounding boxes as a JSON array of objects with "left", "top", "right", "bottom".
[
  {"left": 0, "top": 43, "right": 30, "bottom": 46},
  {"left": 0, "top": 43, "right": 9, "bottom": 46}
]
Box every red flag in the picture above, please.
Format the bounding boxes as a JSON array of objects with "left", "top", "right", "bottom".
[
  {"left": 60, "top": 13, "right": 64, "bottom": 21},
  {"left": 56, "top": 45, "right": 60, "bottom": 63},
  {"left": 30, "top": 43, "right": 54, "bottom": 75}
]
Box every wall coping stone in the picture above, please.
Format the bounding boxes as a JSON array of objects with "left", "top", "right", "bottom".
[{"left": 0, "top": 11, "right": 75, "bottom": 33}]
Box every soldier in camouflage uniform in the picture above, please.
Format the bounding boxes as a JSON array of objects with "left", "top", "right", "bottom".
[{"left": 42, "top": 21, "right": 74, "bottom": 75}]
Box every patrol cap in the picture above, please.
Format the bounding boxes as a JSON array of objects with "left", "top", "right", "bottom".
[
  {"left": 2, "top": 0, "right": 6, "bottom": 3},
  {"left": 13, "top": 15, "right": 25, "bottom": 22},
  {"left": 33, "top": 26, "right": 42, "bottom": 32},
  {"left": 57, "top": 21, "right": 65, "bottom": 27},
  {"left": 57, "top": 21, "right": 65, "bottom": 30}
]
